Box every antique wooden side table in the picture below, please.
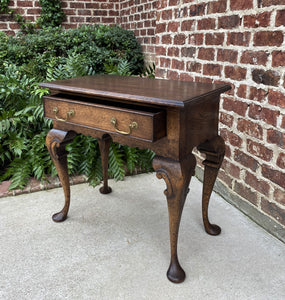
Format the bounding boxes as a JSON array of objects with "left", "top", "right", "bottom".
[{"left": 40, "top": 75, "right": 231, "bottom": 283}]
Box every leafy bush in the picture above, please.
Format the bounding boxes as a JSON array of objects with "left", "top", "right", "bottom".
[
  {"left": 0, "top": 0, "right": 65, "bottom": 33},
  {"left": 0, "top": 25, "right": 154, "bottom": 190}
]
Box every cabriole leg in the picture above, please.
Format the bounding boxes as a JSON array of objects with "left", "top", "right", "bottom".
[
  {"left": 153, "top": 154, "right": 196, "bottom": 283},
  {"left": 46, "top": 129, "right": 77, "bottom": 222},
  {"left": 98, "top": 135, "right": 112, "bottom": 194},
  {"left": 197, "top": 136, "right": 225, "bottom": 236}
]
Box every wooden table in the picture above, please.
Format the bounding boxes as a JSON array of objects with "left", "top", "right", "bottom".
[{"left": 40, "top": 75, "right": 231, "bottom": 283}]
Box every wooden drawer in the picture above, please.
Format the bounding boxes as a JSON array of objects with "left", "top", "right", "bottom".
[{"left": 43, "top": 94, "right": 166, "bottom": 142}]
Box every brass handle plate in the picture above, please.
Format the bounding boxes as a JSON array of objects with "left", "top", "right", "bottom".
[
  {"left": 110, "top": 117, "right": 138, "bottom": 135},
  {"left": 53, "top": 107, "right": 75, "bottom": 122}
]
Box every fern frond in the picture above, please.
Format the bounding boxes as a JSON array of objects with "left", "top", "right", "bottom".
[
  {"left": 123, "top": 145, "right": 138, "bottom": 174},
  {"left": 7, "top": 157, "right": 31, "bottom": 190},
  {"left": 108, "top": 142, "right": 125, "bottom": 180}
]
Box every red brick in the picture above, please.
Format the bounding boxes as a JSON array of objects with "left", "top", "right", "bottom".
[
  {"left": 268, "top": 90, "right": 285, "bottom": 108},
  {"left": 224, "top": 144, "right": 231, "bottom": 158},
  {"left": 237, "top": 84, "right": 247, "bottom": 98},
  {"left": 205, "top": 33, "right": 224, "bottom": 45},
  {"left": 227, "top": 32, "right": 251, "bottom": 46},
  {"left": 157, "top": 0, "right": 168, "bottom": 9},
  {"left": 63, "top": 24, "right": 77, "bottom": 29},
  {"left": 262, "top": 165, "right": 285, "bottom": 189},
  {"left": 244, "top": 11, "right": 271, "bottom": 28},
  {"left": 234, "top": 149, "right": 259, "bottom": 171},
  {"left": 203, "top": 64, "right": 222, "bottom": 76},
  {"left": 198, "top": 48, "right": 215, "bottom": 61},
  {"left": 218, "top": 15, "right": 240, "bottom": 29},
  {"left": 274, "top": 188, "right": 285, "bottom": 205},
  {"left": 240, "top": 50, "right": 268, "bottom": 66},
  {"left": 187, "top": 61, "right": 202, "bottom": 73},
  {"left": 217, "top": 49, "right": 238, "bottom": 63},
  {"left": 207, "top": 0, "right": 227, "bottom": 14},
  {"left": 167, "top": 21, "right": 179, "bottom": 32},
  {"left": 234, "top": 181, "right": 258, "bottom": 206},
  {"left": 173, "top": 34, "right": 186, "bottom": 45},
  {"left": 167, "top": 47, "right": 179, "bottom": 57},
  {"left": 169, "top": 0, "right": 180, "bottom": 6},
  {"left": 180, "top": 73, "right": 194, "bottom": 82},
  {"left": 220, "top": 128, "right": 243, "bottom": 147},
  {"left": 189, "top": 3, "right": 206, "bottom": 16},
  {"left": 197, "top": 18, "right": 216, "bottom": 30},
  {"left": 181, "top": 47, "right": 196, "bottom": 58},
  {"left": 282, "top": 116, "right": 285, "bottom": 129},
  {"left": 156, "top": 46, "right": 166, "bottom": 56},
  {"left": 86, "top": 3, "right": 100, "bottom": 9},
  {"left": 156, "top": 23, "right": 166, "bottom": 33},
  {"left": 171, "top": 59, "right": 184, "bottom": 70},
  {"left": 252, "top": 69, "right": 280, "bottom": 86},
  {"left": 194, "top": 76, "right": 213, "bottom": 84},
  {"left": 181, "top": 20, "right": 194, "bottom": 31},
  {"left": 254, "top": 31, "right": 283, "bottom": 46},
  {"left": 237, "top": 118, "right": 263, "bottom": 140},
  {"left": 70, "top": 2, "right": 85, "bottom": 8},
  {"left": 259, "top": 0, "right": 285, "bottom": 7},
  {"left": 222, "top": 159, "right": 240, "bottom": 179},
  {"left": 155, "top": 68, "right": 167, "bottom": 78},
  {"left": 70, "top": 17, "right": 84, "bottom": 22},
  {"left": 27, "top": 8, "right": 41, "bottom": 15},
  {"left": 223, "top": 97, "right": 248, "bottom": 116},
  {"left": 0, "top": 23, "right": 8, "bottom": 29},
  {"left": 245, "top": 171, "right": 270, "bottom": 196},
  {"left": 220, "top": 112, "right": 234, "bottom": 127},
  {"left": 16, "top": 0, "right": 33, "bottom": 7},
  {"left": 230, "top": 0, "right": 253, "bottom": 10},
  {"left": 78, "top": 10, "right": 92, "bottom": 16},
  {"left": 249, "top": 104, "right": 280, "bottom": 126},
  {"left": 248, "top": 87, "right": 267, "bottom": 103},
  {"left": 247, "top": 139, "right": 273, "bottom": 161},
  {"left": 161, "top": 34, "right": 172, "bottom": 44},
  {"left": 160, "top": 57, "right": 171, "bottom": 68},
  {"left": 272, "top": 51, "right": 285, "bottom": 67},
  {"left": 261, "top": 198, "right": 285, "bottom": 227},
  {"left": 277, "top": 153, "right": 285, "bottom": 169},
  {"left": 218, "top": 168, "right": 233, "bottom": 187},
  {"left": 188, "top": 33, "right": 204, "bottom": 45},
  {"left": 224, "top": 66, "right": 247, "bottom": 81},
  {"left": 9, "top": 23, "right": 21, "bottom": 30},
  {"left": 161, "top": 9, "right": 172, "bottom": 20},
  {"left": 267, "top": 129, "right": 285, "bottom": 148},
  {"left": 276, "top": 9, "right": 285, "bottom": 26},
  {"left": 167, "top": 70, "right": 179, "bottom": 80},
  {"left": 0, "top": 181, "right": 11, "bottom": 198}
]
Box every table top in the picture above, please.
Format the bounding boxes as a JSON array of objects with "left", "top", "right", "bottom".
[{"left": 40, "top": 75, "right": 231, "bottom": 108}]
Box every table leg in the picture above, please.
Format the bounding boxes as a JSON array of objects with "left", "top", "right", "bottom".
[
  {"left": 153, "top": 154, "right": 196, "bottom": 283},
  {"left": 197, "top": 136, "right": 225, "bottom": 235},
  {"left": 46, "top": 129, "right": 77, "bottom": 222},
  {"left": 98, "top": 135, "right": 112, "bottom": 194}
]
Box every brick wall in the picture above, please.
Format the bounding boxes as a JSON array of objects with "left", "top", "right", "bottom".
[
  {"left": 155, "top": 0, "right": 285, "bottom": 236},
  {"left": 1, "top": 0, "right": 285, "bottom": 238},
  {"left": 0, "top": 0, "right": 156, "bottom": 64},
  {"left": 61, "top": 0, "right": 120, "bottom": 28},
  {"left": 120, "top": 0, "right": 156, "bottom": 64},
  {"left": 0, "top": 0, "right": 41, "bottom": 34}
]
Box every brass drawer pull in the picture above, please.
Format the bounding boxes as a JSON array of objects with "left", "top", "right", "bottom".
[
  {"left": 53, "top": 107, "right": 75, "bottom": 122},
  {"left": 110, "top": 117, "right": 138, "bottom": 135}
]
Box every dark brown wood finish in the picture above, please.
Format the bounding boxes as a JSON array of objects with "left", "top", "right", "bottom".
[{"left": 41, "top": 75, "right": 231, "bottom": 283}]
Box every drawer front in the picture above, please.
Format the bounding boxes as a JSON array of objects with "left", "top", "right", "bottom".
[{"left": 43, "top": 96, "right": 166, "bottom": 142}]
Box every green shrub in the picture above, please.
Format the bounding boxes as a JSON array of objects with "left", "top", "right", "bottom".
[{"left": 0, "top": 25, "right": 154, "bottom": 190}]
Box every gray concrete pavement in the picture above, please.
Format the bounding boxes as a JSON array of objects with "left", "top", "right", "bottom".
[{"left": 0, "top": 173, "right": 285, "bottom": 300}]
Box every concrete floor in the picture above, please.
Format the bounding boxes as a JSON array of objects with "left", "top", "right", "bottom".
[{"left": 0, "top": 173, "right": 285, "bottom": 300}]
